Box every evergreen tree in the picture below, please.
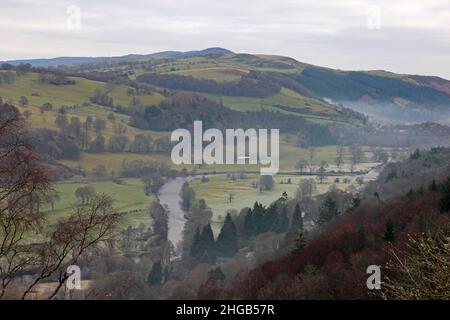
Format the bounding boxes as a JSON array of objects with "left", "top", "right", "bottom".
[
  {"left": 198, "top": 223, "right": 216, "bottom": 263},
  {"left": 164, "top": 266, "right": 170, "bottom": 283},
  {"left": 243, "top": 208, "right": 256, "bottom": 239},
  {"left": 417, "top": 185, "right": 424, "bottom": 195},
  {"left": 262, "top": 203, "right": 278, "bottom": 233},
  {"left": 383, "top": 219, "right": 395, "bottom": 242},
  {"left": 277, "top": 206, "right": 289, "bottom": 233},
  {"left": 208, "top": 267, "right": 226, "bottom": 284},
  {"left": 290, "top": 203, "right": 303, "bottom": 231},
  {"left": 410, "top": 148, "right": 421, "bottom": 160},
  {"left": 439, "top": 178, "right": 450, "bottom": 213},
  {"left": 294, "top": 231, "right": 306, "bottom": 252},
  {"left": 406, "top": 188, "right": 415, "bottom": 199},
  {"left": 216, "top": 213, "right": 238, "bottom": 257},
  {"left": 350, "top": 194, "right": 361, "bottom": 211},
  {"left": 147, "top": 261, "right": 162, "bottom": 285},
  {"left": 429, "top": 178, "right": 438, "bottom": 192},
  {"left": 318, "top": 196, "right": 339, "bottom": 225},
  {"left": 252, "top": 202, "right": 266, "bottom": 234},
  {"left": 190, "top": 228, "right": 201, "bottom": 258}
]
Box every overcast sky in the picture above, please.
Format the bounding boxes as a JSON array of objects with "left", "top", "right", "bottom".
[{"left": 1, "top": 0, "right": 449, "bottom": 79}]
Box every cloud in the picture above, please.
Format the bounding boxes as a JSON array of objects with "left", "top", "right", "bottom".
[{"left": 1, "top": 0, "right": 449, "bottom": 78}]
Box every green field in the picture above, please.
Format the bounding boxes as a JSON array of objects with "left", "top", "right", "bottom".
[
  {"left": 59, "top": 144, "right": 374, "bottom": 175},
  {"left": 201, "top": 89, "right": 355, "bottom": 125},
  {"left": 210, "top": 88, "right": 336, "bottom": 115},
  {"left": 42, "top": 179, "right": 155, "bottom": 228},
  {"left": 190, "top": 174, "right": 360, "bottom": 232},
  {"left": 60, "top": 151, "right": 171, "bottom": 173},
  {"left": 0, "top": 72, "right": 165, "bottom": 108},
  {"left": 169, "top": 66, "right": 247, "bottom": 82}
]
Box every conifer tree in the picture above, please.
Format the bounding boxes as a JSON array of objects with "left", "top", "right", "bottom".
[
  {"left": 294, "top": 231, "right": 306, "bottom": 252},
  {"left": 147, "top": 261, "right": 162, "bottom": 285},
  {"left": 439, "top": 178, "right": 450, "bottom": 213},
  {"left": 252, "top": 202, "right": 266, "bottom": 234},
  {"left": 216, "top": 213, "right": 238, "bottom": 257},
  {"left": 198, "top": 223, "right": 216, "bottom": 263},
  {"left": 383, "top": 219, "right": 395, "bottom": 242},
  {"left": 318, "top": 196, "right": 339, "bottom": 225},
  {"left": 406, "top": 187, "right": 415, "bottom": 199},
  {"left": 243, "top": 208, "right": 255, "bottom": 239},
  {"left": 190, "top": 228, "right": 201, "bottom": 258},
  {"left": 291, "top": 203, "right": 303, "bottom": 231},
  {"left": 350, "top": 195, "right": 361, "bottom": 211},
  {"left": 208, "top": 267, "right": 226, "bottom": 284},
  {"left": 429, "top": 178, "right": 438, "bottom": 192},
  {"left": 263, "top": 203, "right": 278, "bottom": 233},
  {"left": 277, "top": 206, "right": 289, "bottom": 233}
]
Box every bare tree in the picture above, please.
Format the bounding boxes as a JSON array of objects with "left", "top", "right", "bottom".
[
  {"left": 308, "top": 147, "right": 315, "bottom": 166},
  {"left": 350, "top": 145, "right": 363, "bottom": 172},
  {"left": 296, "top": 178, "right": 317, "bottom": 199},
  {"left": 0, "top": 104, "right": 120, "bottom": 299},
  {"left": 21, "top": 194, "right": 120, "bottom": 300},
  {"left": 295, "top": 159, "right": 308, "bottom": 175},
  {"left": 316, "top": 161, "right": 328, "bottom": 184},
  {"left": 381, "top": 229, "right": 450, "bottom": 299},
  {"left": 0, "top": 104, "right": 52, "bottom": 298},
  {"left": 335, "top": 145, "right": 345, "bottom": 170}
]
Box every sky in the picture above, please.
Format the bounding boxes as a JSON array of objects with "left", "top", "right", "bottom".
[{"left": 1, "top": 0, "right": 450, "bottom": 79}]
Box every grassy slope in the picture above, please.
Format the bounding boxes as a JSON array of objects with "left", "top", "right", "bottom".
[
  {"left": 135, "top": 56, "right": 353, "bottom": 124},
  {"left": 0, "top": 73, "right": 166, "bottom": 228},
  {"left": 168, "top": 66, "right": 247, "bottom": 82},
  {"left": 0, "top": 73, "right": 170, "bottom": 152},
  {"left": 42, "top": 178, "right": 155, "bottom": 228},
  {"left": 0, "top": 72, "right": 165, "bottom": 110}
]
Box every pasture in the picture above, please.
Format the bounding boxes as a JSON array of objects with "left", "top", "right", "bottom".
[{"left": 42, "top": 178, "right": 155, "bottom": 228}]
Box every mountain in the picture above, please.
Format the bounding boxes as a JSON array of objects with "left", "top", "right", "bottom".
[
  {"left": 152, "top": 47, "right": 234, "bottom": 59},
  {"left": 3, "top": 47, "right": 234, "bottom": 67}
]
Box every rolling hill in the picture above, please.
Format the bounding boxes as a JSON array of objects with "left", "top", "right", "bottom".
[
  {"left": 5, "top": 47, "right": 450, "bottom": 124},
  {"left": 6, "top": 47, "right": 447, "bottom": 124}
]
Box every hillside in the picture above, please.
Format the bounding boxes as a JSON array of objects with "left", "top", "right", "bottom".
[{"left": 4, "top": 48, "right": 450, "bottom": 124}]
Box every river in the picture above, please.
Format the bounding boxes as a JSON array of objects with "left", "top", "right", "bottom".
[
  {"left": 158, "top": 165, "right": 383, "bottom": 252},
  {"left": 158, "top": 176, "right": 194, "bottom": 249}
]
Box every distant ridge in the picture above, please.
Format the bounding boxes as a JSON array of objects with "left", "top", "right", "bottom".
[{"left": 3, "top": 47, "right": 234, "bottom": 67}]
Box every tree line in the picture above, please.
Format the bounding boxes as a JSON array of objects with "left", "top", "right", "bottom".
[{"left": 136, "top": 71, "right": 281, "bottom": 98}]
